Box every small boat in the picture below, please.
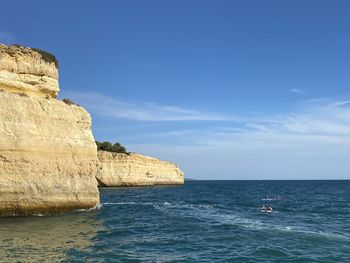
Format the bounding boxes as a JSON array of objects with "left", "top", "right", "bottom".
[{"left": 260, "top": 206, "right": 273, "bottom": 213}]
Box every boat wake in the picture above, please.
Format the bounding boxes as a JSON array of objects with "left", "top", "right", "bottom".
[{"left": 100, "top": 200, "right": 350, "bottom": 242}]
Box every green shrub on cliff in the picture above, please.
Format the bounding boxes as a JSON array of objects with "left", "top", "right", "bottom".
[
  {"left": 96, "top": 141, "right": 127, "bottom": 154},
  {"left": 98, "top": 141, "right": 113, "bottom": 151},
  {"left": 111, "top": 142, "right": 127, "bottom": 153}
]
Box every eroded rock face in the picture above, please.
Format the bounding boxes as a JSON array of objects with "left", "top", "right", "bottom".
[
  {"left": 0, "top": 44, "right": 99, "bottom": 216},
  {"left": 0, "top": 92, "right": 99, "bottom": 216},
  {"left": 96, "top": 151, "right": 184, "bottom": 186},
  {"left": 0, "top": 44, "right": 59, "bottom": 98}
]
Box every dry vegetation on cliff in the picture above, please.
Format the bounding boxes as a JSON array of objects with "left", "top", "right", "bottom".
[{"left": 11, "top": 44, "right": 59, "bottom": 68}]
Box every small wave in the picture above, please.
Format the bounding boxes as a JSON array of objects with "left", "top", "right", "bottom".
[
  {"left": 307, "top": 231, "right": 350, "bottom": 240},
  {"left": 76, "top": 204, "right": 101, "bottom": 212},
  {"left": 217, "top": 215, "right": 350, "bottom": 241},
  {"left": 152, "top": 202, "right": 214, "bottom": 213},
  {"left": 198, "top": 204, "right": 214, "bottom": 209},
  {"left": 32, "top": 213, "right": 44, "bottom": 217},
  {"left": 261, "top": 198, "right": 281, "bottom": 201},
  {"left": 102, "top": 201, "right": 157, "bottom": 206},
  {"left": 102, "top": 200, "right": 215, "bottom": 211},
  {"left": 279, "top": 226, "right": 350, "bottom": 240},
  {"left": 103, "top": 202, "right": 137, "bottom": 205}
]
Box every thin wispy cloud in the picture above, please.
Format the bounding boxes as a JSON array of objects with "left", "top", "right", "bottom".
[
  {"left": 289, "top": 88, "right": 304, "bottom": 94},
  {"left": 0, "top": 31, "right": 15, "bottom": 44},
  {"left": 139, "top": 99, "right": 350, "bottom": 142},
  {"left": 64, "top": 90, "right": 350, "bottom": 142},
  {"left": 126, "top": 99, "right": 350, "bottom": 179},
  {"left": 63, "top": 90, "right": 350, "bottom": 179},
  {"left": 64, "top": 91, "right": 237, "bottom": 122},
  {"left": 185, "top": 99, "right": 350, "bottom": 144}
]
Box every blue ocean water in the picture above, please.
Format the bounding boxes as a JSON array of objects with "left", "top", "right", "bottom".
[{"left": 0, "top": 181, "right": 349, "bottom": 262}]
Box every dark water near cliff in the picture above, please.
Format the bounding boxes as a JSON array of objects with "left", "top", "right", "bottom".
[{"left": 0, "top": 181, "right": 349, "bottom": 262}]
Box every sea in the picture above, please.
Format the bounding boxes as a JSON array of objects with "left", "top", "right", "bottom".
[{"left": 0, "top": 180, "right": 349, "bottom": 262}]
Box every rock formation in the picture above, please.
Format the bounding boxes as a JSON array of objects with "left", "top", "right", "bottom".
[
  {"left": 0, "top": 44, "right": 59, "bottom": 98},
  {"left": 96, "top": 151, "right": 184, "bottom": 186},
  {"left": 0, "top": 44, "right": 99, "bottom": 216},
  {"left": 0, "top": 43, "right": 185, "bottom": 216}
]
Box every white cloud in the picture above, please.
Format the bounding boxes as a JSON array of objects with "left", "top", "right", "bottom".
[
  {"left": 127, "top": 99, "right": 350, "bottom": 180},
  {"left": 62, "top": 90, "right": 350, "bottom": 179},
  {"left": 63, "top": 91, "right": 237, "bottom": 121},
  {"left": 289, "top": 88, "right": 304, "bottom": 94},
  {"left": 0, "top": 32, "right": 15, "bottom": 44},
  {"left": 128, "top": 98, "right": 350, "bottom": 143}
]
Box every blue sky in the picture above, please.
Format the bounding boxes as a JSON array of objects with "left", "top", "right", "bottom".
[{"left": 1, "top": 1, "right": 350, "bottom": 179}]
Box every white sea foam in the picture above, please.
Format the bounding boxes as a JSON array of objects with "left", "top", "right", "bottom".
[
  {"left": 281, "top": 227, "right": 350, "bottom": 241},
  {"left": 155, "top": 202, "right": 267, "bottom": 232},
  {"left": 76, "top": 204, "right": 102, "bottom": 212},
  {"left": 103, "top": 202, "right": 137, "bottom": 205},
  {"left": 32, "top": 213, "right": 44, "bottom": 217},
  {"left": 102, "top": 201, "right": 155, "bottom": 206},
  {"left": 151, "top": 201, "right": 350, "bottom": 242}
]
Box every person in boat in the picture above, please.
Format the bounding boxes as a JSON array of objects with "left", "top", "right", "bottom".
[{"left": 261, "top": 205, "right": 272, "bottom": 212}]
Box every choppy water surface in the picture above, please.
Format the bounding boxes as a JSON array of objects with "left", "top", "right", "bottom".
[{"left": 0, "top": 181, "right": 349, "bottom": 262}]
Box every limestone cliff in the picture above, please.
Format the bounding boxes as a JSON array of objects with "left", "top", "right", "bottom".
[
  {"left": 0, "top": 44, "right": 99, "bottom": 216},
  {"left": 96, "top": 151, "right": 184, "bottom": 186},
  {"left": 0, "top": 44, "right": 59, "bottom": 98}
]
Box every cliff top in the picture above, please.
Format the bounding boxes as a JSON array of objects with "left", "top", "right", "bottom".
[
  {"left": 0, "top": 44, "right": 59, "bottom": 79},
  {"left": 0, "top": 43, "right": 59, "bottom": 97},
  {"left": 0, "top": 44, "right": 58, "bottom": 68},
  {"left": 97, "top": 150, "right": 180, "bottom": 167}
]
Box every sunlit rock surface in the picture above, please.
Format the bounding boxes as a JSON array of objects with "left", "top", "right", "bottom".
[
  {"left": 0, "top": 44, "right": 59, "bottom": 98},
  {"left": 0, "top": 44, "right": 99, "bottom": 216},
  {"left": 96, "top": 151, "right": 184, "bottom": 186}
]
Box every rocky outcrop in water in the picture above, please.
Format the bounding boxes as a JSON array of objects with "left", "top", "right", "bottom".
[
  {"left": 96, "top": 151, "right": 184, "bottom": 186},
  {"left": 0, "top": 44, "right": 99, "bottom": 216}
]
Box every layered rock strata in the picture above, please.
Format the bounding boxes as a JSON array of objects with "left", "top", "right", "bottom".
[
  {"left": 0, "top": 44, "right": 59, "bottom": 98},
  {"left": 0, "top": 44, "right": 99, "bottom": 216},
  {"left": 96, "top": 151, "right": 184, "bottom": 186}
]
